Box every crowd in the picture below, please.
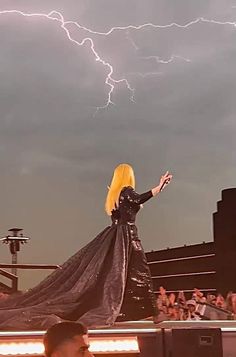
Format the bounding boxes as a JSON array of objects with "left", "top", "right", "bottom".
[{"left": 156, "top": 286, "right": 236, "bottom": 321}]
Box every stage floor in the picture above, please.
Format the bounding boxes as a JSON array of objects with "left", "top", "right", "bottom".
[
  {"left": 91, "top": 319, "right": 236, "bottom": 331},
  {"left": 1, "top": 319, "right": 236, "bottom": 335}
]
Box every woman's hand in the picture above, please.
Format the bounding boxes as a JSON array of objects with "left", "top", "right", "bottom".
[
  {"left": 159, "top": 171, "right": 173, "bottom": 191},
  {"left": 152, "top": 171, "right": 173, "bottom": 196}
]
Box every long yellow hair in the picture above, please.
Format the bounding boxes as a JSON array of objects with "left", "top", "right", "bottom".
[{"left": 105, "top": 163, "right": 135, "bottom": 215}]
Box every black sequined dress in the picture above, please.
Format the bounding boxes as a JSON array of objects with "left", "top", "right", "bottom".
[{"left": 0, "top": 186, "right": 157, "bottom": 330}]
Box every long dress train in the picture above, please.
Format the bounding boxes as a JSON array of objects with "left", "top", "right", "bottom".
[{"left": 0, "top": 186, "right": 157, "bottom": 329}]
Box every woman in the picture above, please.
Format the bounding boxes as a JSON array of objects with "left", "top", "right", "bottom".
[
  {"left": 226, "top": 292, "right": 236, "bottom": 319},
  {"left": 0, "top": 164, "right": 172, "bottom": 330}
]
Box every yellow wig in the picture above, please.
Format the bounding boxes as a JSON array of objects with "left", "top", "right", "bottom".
[{"left": 105, "top": 163, "right": 135, "bottom": 215}]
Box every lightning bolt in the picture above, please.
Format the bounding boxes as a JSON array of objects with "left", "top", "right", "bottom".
[
  {"left": 64, "top": 16, "right": 236, "bottom": 35},
  {"left": 128, "top": 71, "right": 163, "bottom": 79},
  {"left": 124, "top": 29, "right": 191, "bottom": 65},
  {"left": 0, "top": 10, "right": 236, "bottom": 113},
  {"left": 0, "top": 9, "right": 135, "bottom": 113},
  {"left": 142, "top": 55, "right": 191, "bottom": 65}
]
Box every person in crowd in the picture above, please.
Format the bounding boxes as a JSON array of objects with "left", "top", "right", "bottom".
[
  {"left": 168, "top": 303, "right": 183, "bottom": 320},
  {"left": 207, "top": 294, "right": 217, "bottom": 305},
  {"left": 168, "top": 293, "right": 176, "bottom": 307},
  {"left": 185, "top": 299, "right": 201, "bottom": 321},
  {"left": 192, "top": 288, "right": 206, "bottom": 303},
  {"left": 177, "top": 290, "right": 186, "bottom": 307},
  {"left": 43, "top": 321, "right": 94, "bottom": 357},
  {"left": 216, "top": 294, "right": 226, "bottom": 309},
  {"left": 226, "top": 292, "right": 236, "bottom": 319},
  {"left": 156, "top": 286, "right": 169, "bottom": 320}
]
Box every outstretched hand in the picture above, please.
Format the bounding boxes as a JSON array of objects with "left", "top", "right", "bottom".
[
  {"left": 159, "top": 171, "right": 173, "bottom": 191},
  {"left": 151, "top": 171, "right": 173, "bottom": 196}
]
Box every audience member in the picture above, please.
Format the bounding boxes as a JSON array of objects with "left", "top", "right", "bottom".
[
  {"left": 226, "top": 292, "right": 236, "bottom": 319},
  {"left": 185, "top": 299, "right": 201, "bottom": 320},
  {"left": 43, "top": 321, "right": 94, "bottom": 357}
]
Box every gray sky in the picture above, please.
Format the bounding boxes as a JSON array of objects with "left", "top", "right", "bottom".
[{"left": 0, "top": 0, "right": 236, "bottom": 289}]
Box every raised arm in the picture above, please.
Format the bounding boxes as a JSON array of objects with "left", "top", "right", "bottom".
[
  {"left": 123, "top": 187, "right": 153, "bottom": 205},
  {"left": 123, "top": 171, "right": 172, "bottom": 205}
]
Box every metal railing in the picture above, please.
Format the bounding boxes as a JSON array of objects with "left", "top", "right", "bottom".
[{"left": 0, "top": 264, "right": 60, "bottom": 293}]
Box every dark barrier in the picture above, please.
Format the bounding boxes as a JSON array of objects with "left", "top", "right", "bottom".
[
  {"left": 196, "top": 302, "right": 232, "bottom": 320},
  {"left": 164, "top": 328, "right": 223, "bottom": 357},
  {"left": 138, "top": 333, "right": 163, "bottom": 357}
]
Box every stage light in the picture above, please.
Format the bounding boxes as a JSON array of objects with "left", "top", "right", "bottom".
[
  {"left": 90, "top": 337, "right": 139, "bottom": 353},
  {"left": 0, "top": 341, "right": 43, "bottom": 355},
  {"left": 0, "top": 336, "right": 139, "bottom": 355}
]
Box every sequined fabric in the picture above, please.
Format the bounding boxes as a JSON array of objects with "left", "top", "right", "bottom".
[{"left": 0, "top": 187, "right": 156, "bottom": 330}]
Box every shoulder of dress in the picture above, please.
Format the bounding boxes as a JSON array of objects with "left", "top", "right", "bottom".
[
  {"left": 121, "top": 185, "right": 133, "bottom": 192},
  {"left": 120, "top": 186, "right": 134, "bottom": 196},
  {"left": 120, "top": 187, "right": 135, "bottom": 201}
]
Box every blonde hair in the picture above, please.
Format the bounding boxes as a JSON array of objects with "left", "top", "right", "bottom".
[{"left": 105, "top": 163, "right": 135, "bottom": 215}]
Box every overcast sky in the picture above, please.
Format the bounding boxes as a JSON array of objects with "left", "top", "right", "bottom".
[{"left": 0, "top": 0, "right": 236, "bottom": 289}]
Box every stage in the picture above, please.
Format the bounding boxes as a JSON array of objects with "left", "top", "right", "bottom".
[{"left": 0, "top": 320, "right": 236, "bottom": 356}]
